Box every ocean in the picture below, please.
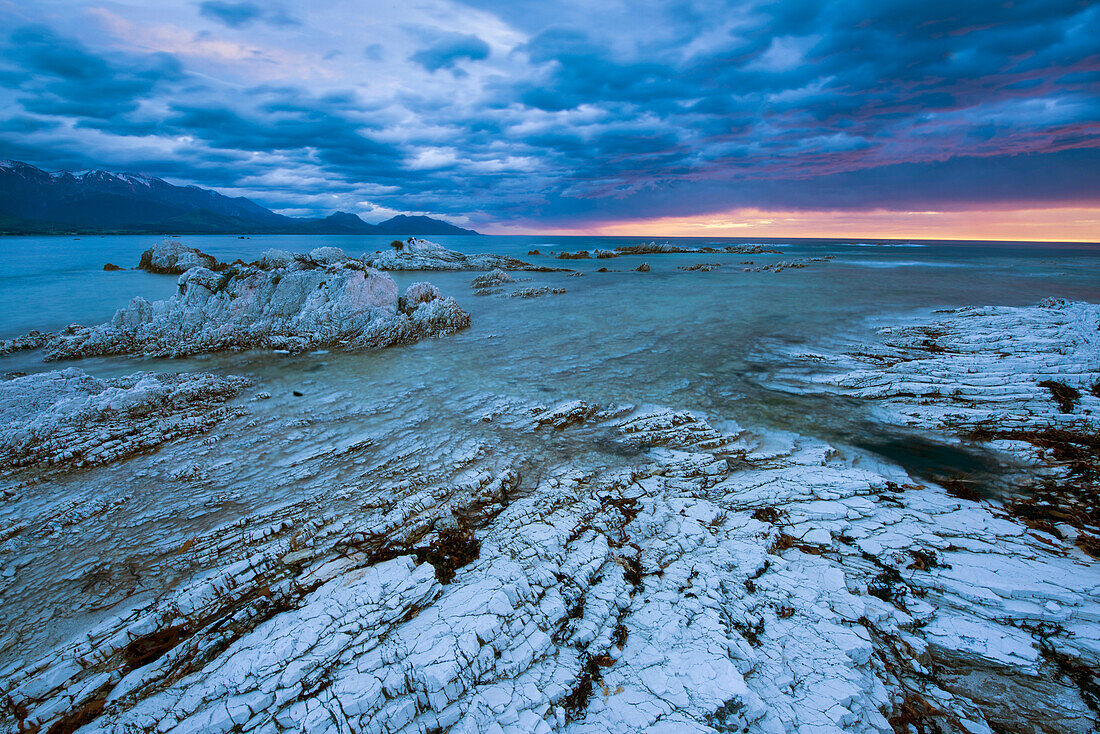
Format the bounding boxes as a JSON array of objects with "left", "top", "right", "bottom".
[{"left": 2, "top": 234, "right": 1098, "bottom": 439}]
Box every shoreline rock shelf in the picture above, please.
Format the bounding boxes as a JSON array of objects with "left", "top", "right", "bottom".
[
  {"left": 0, "top": 299, "right": 1097, "bottom": 734},
  {"left": 0, "top": 368, "right": 250, "bottom": 471},
  {"left": 772, "top": 298, "right": 1100, "bottom": 553}
]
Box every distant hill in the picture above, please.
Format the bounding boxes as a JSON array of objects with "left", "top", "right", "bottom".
[{"left": 0, "top": 160, "right": 479, "bottom": 235}]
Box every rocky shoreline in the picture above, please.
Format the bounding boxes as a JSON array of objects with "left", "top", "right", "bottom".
[{"left": 0, "top": 300, "right": 1096, "bottom": 733}]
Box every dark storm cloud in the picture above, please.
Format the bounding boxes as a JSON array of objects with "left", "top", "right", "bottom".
[
  {"left": 1, "top": 25, "right": 183, "bottom": 120},
  {"left": 0, "top": 0, "right": 1097, "bottom": 227}
]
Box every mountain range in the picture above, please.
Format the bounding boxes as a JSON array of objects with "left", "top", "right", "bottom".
[{"left": 0, "top": 160, "right": 479, "bottom": 235}]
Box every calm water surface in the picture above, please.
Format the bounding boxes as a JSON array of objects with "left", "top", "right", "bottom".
[{"left": 2, "top": 234, "right": 1098, "bottom": 448}]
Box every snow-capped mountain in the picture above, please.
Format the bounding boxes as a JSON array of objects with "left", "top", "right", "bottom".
[{"left": 0, "top": 160, "right": 478, "bottom": 235}]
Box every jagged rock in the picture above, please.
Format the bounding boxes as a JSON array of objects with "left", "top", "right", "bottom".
[
  {"left": 3, "top": 389, "right": 1096, "bottom": 734},
  {"left": 0, "top": 368, "right": 250, "bottom": 471},
  {"left": 365, "top": 238, "right": 535, "bottom": 271},
  {"left": 137, "top": 240, "right": 218, "bottom": 274},
  {"left": 4, "top": 303, "right": 1099, "bottom": 734},
  {"left": 510, "top": 286, "right": 565, "bottom": 298},
  {"left": 557, "top": 251, "right": 591, "bottom": 260},
  {"left": 635, "top": 263, "right": 650, "bottom": 272},
  {"left": 744, "top": 257, "right": 833, "bottom": 273},
  {"left": 615, "top": 242, "right": 782, "bottom": 255},
  {"left": 258, "top": 249, "right": 294, "bottom": 270},
  {"left": 773, "top": 298, "right": 1100, "bottom": 555},
  {"left": 0, "top": 330, "right": 50, "bottom": 355},
  {"left": 471, "top": 269, "right": 515, "bottom": 294},
  {"left": 43, "top": 265, "right": 470, "bottom": 359}
]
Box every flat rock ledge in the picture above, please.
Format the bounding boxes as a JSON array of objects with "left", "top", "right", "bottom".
[
  {"left": 35, "top": 261, "right": 469, "bottom": 360},
  {"left": 1, "top": 394, "right": 1096, "bottom": 733},
  {"left": 772, "top": 297, "right": 1100, "bottom": 554},
  {"left": 0, "top": 368, "right": 250, "bottom": 471},
  {"left": 2, "top": 300, "right": 1098, "bottom": 734}
]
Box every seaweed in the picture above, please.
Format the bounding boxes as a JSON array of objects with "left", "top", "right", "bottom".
[
  {"left": 44, "top": 683, "right": 113, "bottom": 734},
  {"left": 752, "top": 506, "right": 784, "bottom": 524},
  {"left": 887, "top": 693, "right": 944, "bottom": 734},
  {"left": 1040, "top": 646, "right": 1100, "bottom": 713},
  {"left": 731, "top": 617, "right": 766, "bottom": 646},
  {"left": 868, "top": 567, "right": 908, "bottom": 610},
  {"left": 122, "top": 625, "right": 190, "bottom": 670},
  {"left": 1037, "top": 380, "right": 1081, "bottom": 413},
  {"left": 562, "top": 655, "right": 603, "bottom": 722},
  {"left": 620, "top": 555, "right": 644, "bottom": 592},
  {"left": 365, "top": 525, "right": 481, "bottom": 584},
  {"left": 414, "top": 528, "right": 481, "bottom": 584},
  {"left": 907, "top": 548, "right": 949, "bottom": 571}
]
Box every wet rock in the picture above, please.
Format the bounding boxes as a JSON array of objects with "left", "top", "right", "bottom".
[
  {"left": 615, "top": 242, "right": 781, "bottom": 255},
  {"left": 103, "top": 263, "right": 123, "bottom": 272},
  {"left": 2, "top": 389, "right": 1098, "bottom": 734},
  {"left": 137, "top": 240, "right": 219, "bottom": 274},
  {"left": 635, "top": 263, "right": 650, "bottom": 272},
  {"left": 0, "top": 330, "right": 50, "bottom": 356},
  {"left": 510, "top": 286, "right": 565, "bottom": 298},
  {"left": 0, "top": 368, "right": 250, "bottom": 471},
  {"left": 744, "top": 257, "right": 833, "bottom": 273},
  {"left": 471, "top": 269, "right": 515, "bottom": 294},
  {"left": 364, "top": 238, "right": 536, "bottom": 272},
  {"left": 43, "top": 265, "right": 470, "bottom": 359}
]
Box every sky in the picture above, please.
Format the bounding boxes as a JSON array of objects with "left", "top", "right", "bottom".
[{"left": 0, "top": 0, "right": 1098, "bottom": 238}]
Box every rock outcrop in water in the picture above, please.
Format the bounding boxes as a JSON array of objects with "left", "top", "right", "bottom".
[
  {"left": 471, "top": 268, "right": 516, "bottom": 295},
  {"left": 137, "top": 240, "right": 219, "bottom": 274},
  {"left": 0, "top": 368, "right": 249, "bottom": 471},
  {"left": 614, "top": 242, "right": 782, "bottom": 255},
  {"left": 43, "top": 261, "right": 470, "bottom": 359},
  {"left": 365, "top": 237, "right": 536, "bottom": 271},
  {"left": 0, "top": 330, "right": 50, "bottom": 356},
  {"left": 744, "top": 257, "right": 834, "bottom": 273}
]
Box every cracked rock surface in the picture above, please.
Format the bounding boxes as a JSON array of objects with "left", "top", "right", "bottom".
[
  {"left": 0, "top": 300, "right": 1096, "bottom": 734},
  {"left": 365, "top": 238, "right": 536, "bottom": 272},
  {"left": 0, "top": 368, "right": 251, "bottom": 472},
  {"left": 39, "top": 263, "right": 469, "bottom": 359}
]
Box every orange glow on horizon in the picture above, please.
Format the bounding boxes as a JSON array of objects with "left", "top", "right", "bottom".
[{"left": 490, "top": 207, "right": 1100, "bottom": 242}]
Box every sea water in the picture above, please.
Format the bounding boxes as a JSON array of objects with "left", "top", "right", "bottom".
[
  {"left": 2, "top": 235, "right": 1098, "bottom": 424},
  {"left": 1, "top": 233, "right": 1098, "bottom": 662}
]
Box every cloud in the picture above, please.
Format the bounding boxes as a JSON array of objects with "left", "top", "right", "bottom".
[
  {"left": 0, "top": 0, "right": 1096, "bottom": 230},
  {"left": 198, "top": 1, "right": 299, "bottom": 29},
  {"left": 410, "top": 32, "right": 491, "bottom": 72},
  {"left": 1, "top": 25, "right": 184, "bottom": 120}
]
